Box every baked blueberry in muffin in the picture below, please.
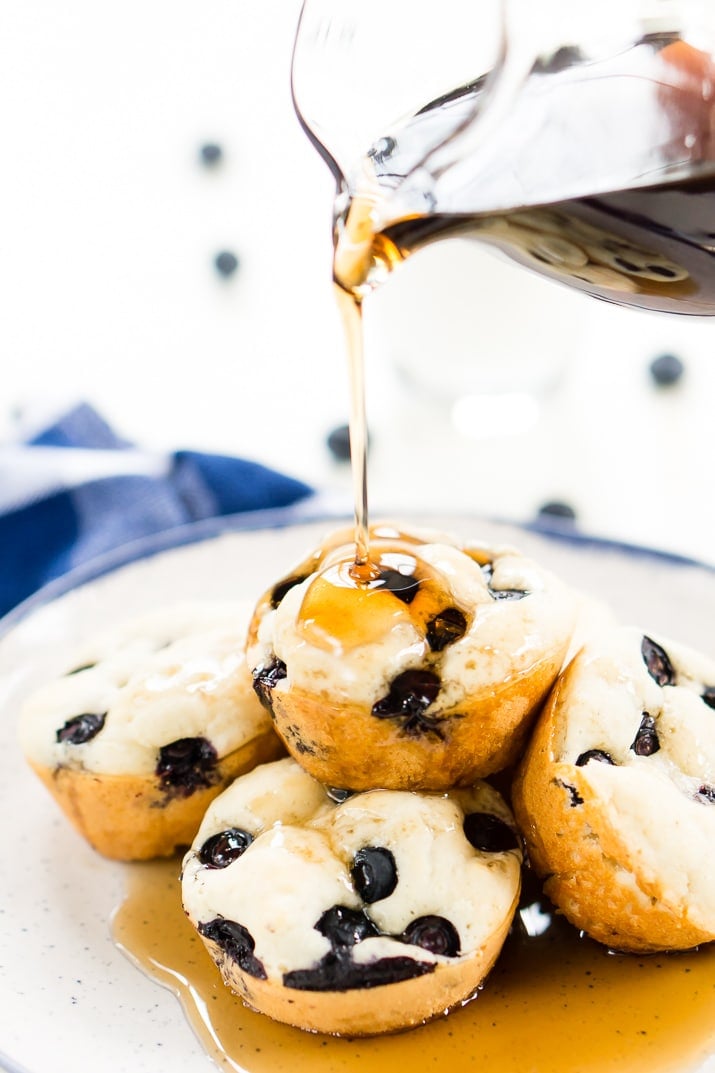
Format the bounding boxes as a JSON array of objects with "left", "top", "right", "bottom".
[
  {"left": 246, "top": 523, "right": 577, "bottom": 790},
  {"left": 19, "top": 602, "right": 284, "bottom": 860},
  {"left": 181, "top": 756, "right": 522, "bottom": 1035},
  {"left": 512, "top": 625, "right": 715, "bottom": 952}
]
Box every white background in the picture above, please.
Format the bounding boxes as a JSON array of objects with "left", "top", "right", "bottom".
[{"left": 0, "top": 0, "right": 713, "bottom": 565}]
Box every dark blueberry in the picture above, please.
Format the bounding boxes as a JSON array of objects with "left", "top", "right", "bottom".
[
  {"left": 326, "top": 786, "right": 353, "bottom": 803},
  {"left": 630, "top": 712, "right": 660, "bottom": 757},
  {"left": 351, "top": 847, "right": 398, "bottom": 903},
  {"left": 316, "top": 905, "right": 379, "bottom": 948},
  {"left": 641, "top": 635, "right": 676, "bottom": 687},
  {"left": 198, "top": 918, "right": 266, "bottom": 979},
  {"left": 283, "top": 952, "right": 434, "bottom": 992},
  {"left": 575, "top": 749, "right": 616, "bottom": 766},
  {"left": 649, "top": 352, "right": 684, "bottom": 387},
  {"left": 401, "top": 915, "right": 460, "bottom": 957},
  {"left": 480, "top": 561, "right": 529, "bottom": 601},
  {"left": 368, "top": 135, "right": 396, "bottom": 162},
  {"left": 702, "top": 687, "right": 715, "bottom": 711},
  {"left": 155, "top": 736, "right": 217, "bottom": 796},
  {"left": 199, "top": 827, "right": 253, "bottom": 869},
  {"left": 696, "top": 785, "right": 715, "bottom": 803},
  {"left": 463, "top": 812, "right": 519, "bottom": 853},
  {"left": 537, "top": 500, "right": 577, "bottom": 523},
  {"left": 252, "top": 657, "right": 287, "bottom": 712},
  {"left": 371, "top": 669, "right": 442, "bottom": 737},
  {"left": 214, "top": 250, "right": 239, "bottom": 277},
  {"left": 199, "top": 142, "right": 223, "bottom": 166},
  {"left": 371, "top": 566, "right": 420, "bottom": 604},
  {"left": 426, "top": 607, "right": 467, "bottom": 651},
  {"left": 270, "top": 574, "right": 308, "bottom": 609},
  {"left": 56, "top": 712, "right": 106, "bottom": 745},
  {"left": 64, "top": 662, "right": 97, "bottom": 676},
  {"left": 326, "top": 424, "right": 351, "bottom": 462},
  {"left": 558, "top": 780, "right": 584, "bottom": 807}
]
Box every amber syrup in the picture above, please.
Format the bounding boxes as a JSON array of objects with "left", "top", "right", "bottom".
[{"left": 113, "top": 857, "right": 715, "bottom": 1073}]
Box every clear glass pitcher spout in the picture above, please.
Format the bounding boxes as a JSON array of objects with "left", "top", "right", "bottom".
[{"left": 293, "top": 0, "right": 715, "bottom": 314}]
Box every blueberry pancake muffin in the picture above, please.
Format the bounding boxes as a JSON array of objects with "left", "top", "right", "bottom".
[
  {"left": 512, "top": 626, "right": 715, "bottom": 952},
  {"left": 19, "top": 603, "right": 285, "bottom": 860},
  {"left": 181, "top": 757, "right": 522, "bottom": 1035},
  {"left": 246, "top": 523, "right": 577, "bottom": 790}
]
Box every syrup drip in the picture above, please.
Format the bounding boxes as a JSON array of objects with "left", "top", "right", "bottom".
[
  {"left": 113, "top": 858, "right": 715, "bottom": 1073},
  {"left": 333, "top": 282, "right": 370, "bottom": 574}
]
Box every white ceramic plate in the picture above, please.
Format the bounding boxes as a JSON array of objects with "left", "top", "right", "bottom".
[{"left": 1, "top": 515, "right": 714, "bottom": 1073}]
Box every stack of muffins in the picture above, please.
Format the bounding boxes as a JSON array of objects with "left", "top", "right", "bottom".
[{"left": 19, "top": 523, "right": 715, "bottom": 1036}]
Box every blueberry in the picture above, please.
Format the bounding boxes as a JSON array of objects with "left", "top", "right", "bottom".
[
  {"left": 371, "top": 669, "right": 442, "bottom": 737},
  {"left": 198, "top": 918, "right": 266, "bottom": 978},
  {"left": 630, "top": 712, "right": 660, "bottom": 757},
  {"left": 270, "top": 574, "right": 308, "bottom": 609},
  {"left": 463, "top": 812, "right": 519, "bottom": 853},
  {"left": 649, "top": 352, "right": 684, "bottom": 386},
  {"left": 368, "top": 136, "right": 396, "bottom": 163},
  {"left": 199, "top": 828, "right": 253, "bottom": 869},
  {"left": 252, "top": 657, "right": 287, "bottom": 712},
  {"left": 155, "top": 736, "right": 217, "bottom": 796},
  {"left": 283, "top": 952, "right": 434, "bottom": 991},
  {"left": 702, "top": 687, "right": 715, "bottom": 710},
  {"left": 326, "top": 786, "right": 353, "bottom": 803},
  {"left": 401, "top": 915, "right": 460, "bottom": 957},
  {"left": 214, "top": 250, "right": 239, "bottom": 277},
  {"left": 351, "top": 847, "right": 398, "bottom": 903},
  {"left": 696, "top": 785, "right": 715, "bottom": 803},
  {"left": 425, "top": 607, "right": 467, "bottom": 651},
  {"left": 371, "top": 566, "right": 420, "bottom": 604},
  {"left": 559, "top": 780, "right": 584, "bottom": 807},
  {"left": 199, "top": 142, "right": 223, "bottom": 166},
  {"left": 56, "top": 712, "right": 106, "bottom": 745},
  {"left": 326, "top": 423, "right": 373, "bottom": 462},
  {"left": 641, "top": 635, "right": 676, "bottom": 687},
  {"left": 537, "top": 500, "right": 577, "bottom": 523},
  {"left": 481, "top": 562, "right": 529, "bottom": 601},
  {"left": 316, "top": 905, "right": 378, "bottom": 948},
  {"left": 575, "top": 749, "right": 616, "bottom": 766},
  {"left": 326, "top": 424, "right": 351, "bottom": 462}
]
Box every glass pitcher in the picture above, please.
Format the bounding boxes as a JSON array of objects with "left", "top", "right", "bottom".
[{"left": 292, "top": 0, "right": 715, "bottom": 315}]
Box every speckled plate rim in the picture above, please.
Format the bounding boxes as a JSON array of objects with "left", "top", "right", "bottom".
[{"left": 1, "top": 512, "right": 714, "bottom": 1073}]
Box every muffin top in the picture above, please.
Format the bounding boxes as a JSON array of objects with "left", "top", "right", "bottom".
[
  {"left": 19, "top": 602, "right": 269, "bottom": 778},
  {"left": 247, "top": 522, "right": 577, "bottom": 710},
  {"left": 548, "top": 625, "right": 715, "bottom": 927},
  {"left": 181, "top": 757, "right": 522, "bottom": 985}
]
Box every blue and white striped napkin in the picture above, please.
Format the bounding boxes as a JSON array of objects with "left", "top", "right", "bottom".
[{"left": 0, "top": 402, "right": 313, "bottom": 617}]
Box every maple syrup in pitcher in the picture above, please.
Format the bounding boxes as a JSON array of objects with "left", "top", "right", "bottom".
[{"left": 328, "top": 28, "right": 715, "bottom": 565}]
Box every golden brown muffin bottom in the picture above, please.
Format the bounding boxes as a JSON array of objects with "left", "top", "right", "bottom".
[
  {"left": 195, "top": 894, "right": 518, "bottom": 1036},
  {"left": 269, "top": 648, "right": 566, "bottom": 791},
  {"left": 512, "top": 662, "right": 713, "bottom": 953},
  {"left": 29, "top": 731, "right": 285, "bottom": 861}
]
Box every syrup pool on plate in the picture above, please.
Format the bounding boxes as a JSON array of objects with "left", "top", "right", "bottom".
[{"left": 112, "top": 857, "right": 715, "bottom": 1073}]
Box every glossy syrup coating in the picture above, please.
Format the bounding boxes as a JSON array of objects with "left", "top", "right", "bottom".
[{"left": 246, "top": 523, "right": 578, "bottom": 790}]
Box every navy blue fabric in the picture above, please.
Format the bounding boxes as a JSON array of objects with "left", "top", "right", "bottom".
[{"left": 0, "top": 404, "right": 313, "bottom": 617}]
